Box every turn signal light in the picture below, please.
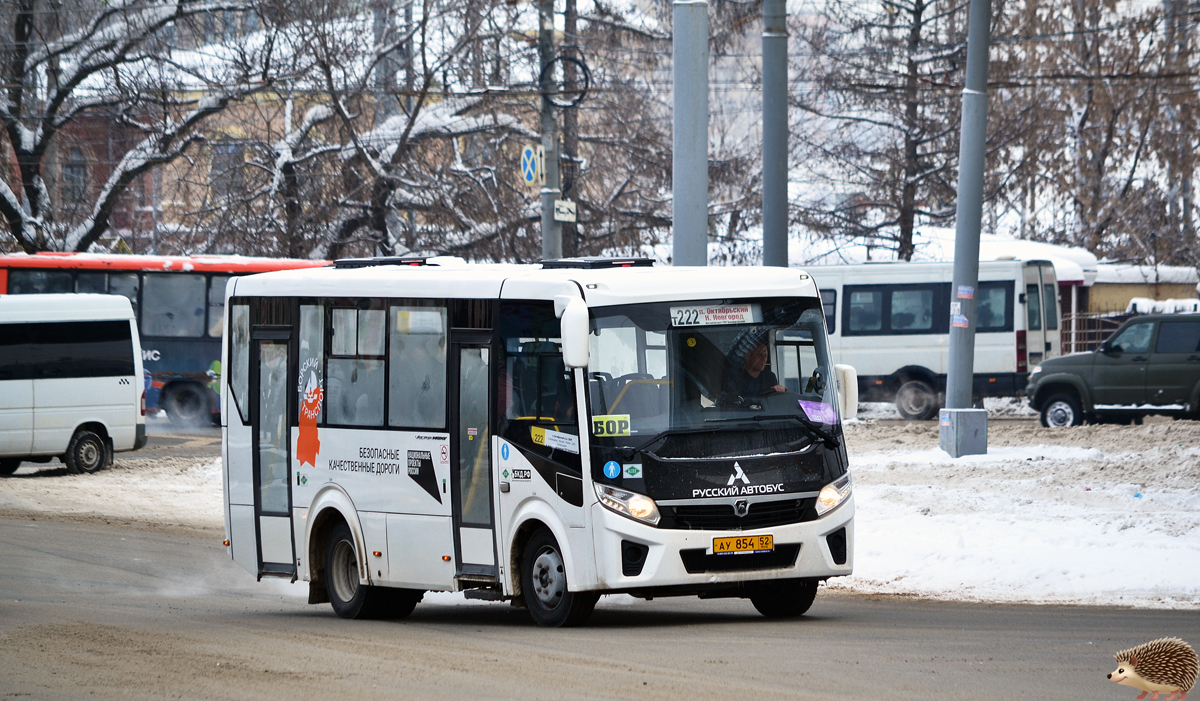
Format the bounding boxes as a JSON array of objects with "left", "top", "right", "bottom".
[
  {"left": 442, "top": 555, "right": 451, "bottom": 561},
  {"left": 140, "top": 390, "right": 146, "bottom": 417},
  {"left": 223, "top": 539, "right": 230, "bottom": 546},
  {"left": 372, "top": 551, "right": 382, "bottom": 557}
]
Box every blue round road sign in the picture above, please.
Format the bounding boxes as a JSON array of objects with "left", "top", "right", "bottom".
[{"left": 603, "top": 461, "right": 621, "bottom": 479}]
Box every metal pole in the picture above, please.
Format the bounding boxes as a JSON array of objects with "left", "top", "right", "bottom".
[
  {"left": 761, "top": 0, "right": 788, "bottom": 267},
  {"left": 945, "top": 0, "right": 992, "bottom": 410},
  {"left": 672, "top": 0, "right": 709, "bottom": 267},
  {"left": 539, "top": 0, "right": 562, "bottom": 260}
]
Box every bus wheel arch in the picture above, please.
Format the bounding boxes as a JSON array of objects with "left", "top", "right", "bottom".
[
  {"left": 306, "top": 491, "right": 368, "bottom": 593},
  {"left": 519, "top": 525, "right": 598, "bottom": 627},
  {"left": 508, "top": 513, "right": 578, "bottom": 605}
]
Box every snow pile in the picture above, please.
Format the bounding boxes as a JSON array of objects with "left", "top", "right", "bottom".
[
  {"left": 833, "top": 430, "right": 1200, "bottom": 608},
  {"left": 857, "top": 397, "right": 1038, "bottom": 421}
]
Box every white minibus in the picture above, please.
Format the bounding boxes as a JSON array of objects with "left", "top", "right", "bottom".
[
  {"left": 0, "top": 294, "right": 146, "bottom": 475},
  {"left": 807, "top": 260, "right": 1060, "bottom": 419},
  {"left": 221, "top": 257, "right": 858, "bottom": 626}
]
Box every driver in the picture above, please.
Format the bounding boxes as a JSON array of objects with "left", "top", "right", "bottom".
[{"left": 724, "top": 342, "right": 788, "bottom": 396}]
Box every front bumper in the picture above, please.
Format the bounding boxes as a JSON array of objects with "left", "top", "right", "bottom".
[{"left": 589, "top": 494, "right": 854, "bottom": 592}]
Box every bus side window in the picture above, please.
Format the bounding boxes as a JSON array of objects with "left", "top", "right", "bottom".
[
  {"left": 228, "top": 304, "right": 250, "bottom": 423},
  {"left": 208, "top": 276, "right": 232, "bottom": 337},
  {"left": 497, "top": 302, "right": 580, "bottom": 468},
  {"left": 326, "top": 305, "right": 386, "bottom": 427},
  {"left": 388, "top": 306, "right": 447, "bottom": 429},
  {"left": 143, "top": 273, "right": 206, "bottom": 337},
  {"left": 9, "top": 269, "right": 71, "bottom": 294}
]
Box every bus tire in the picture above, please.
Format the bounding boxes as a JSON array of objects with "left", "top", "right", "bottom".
[
  {"left": 895, "top": 380, "right": 938, "bottom": 420},
  {"left": 748, "top": 577, "right": 819, "bottom": 618},
  {"left": 0, "top": 459, "right": 20, "bottom": 476},
  {"left": 325, "top": 522, "right": 405, "bottom": 619},
  {"left": 1039, "top": 394, "right": 1082, "bottom": 428},
  {"left": 521, "top": 528, "right": 598, "bottom": 627},
  {"left": 64, "top": 429, "right": 107, "bottom": 474},
  {"left": 164, "top": 383, "right": 210, "bottom": 427}
]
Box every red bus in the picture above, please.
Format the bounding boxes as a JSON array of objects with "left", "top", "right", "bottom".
[{"left": 0, "top": 253, "right": 329, "bottom": 425}]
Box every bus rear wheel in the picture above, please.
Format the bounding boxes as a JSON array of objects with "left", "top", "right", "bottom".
[
  {"left": 895, "top": 380, "right": 939, "bottom": 420},
  {"left": 164, "top": 383, "right": 210, "bottom": 427},
  {"left": 325, "top": 522, "right": 420, "bottom": 620},
  {"left": 521, "top": 528, "right": 598, "bottom": 627},
  {"left": 748, "top": 577, "right": 819, "bottom": 618}
]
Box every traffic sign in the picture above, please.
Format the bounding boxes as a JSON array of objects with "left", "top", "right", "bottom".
[
  {"left": 553, "top": 199, "right": 576, "bottom": 223},
  {"left": 520, "top": 145, "right": 544, "bottom": 187}
]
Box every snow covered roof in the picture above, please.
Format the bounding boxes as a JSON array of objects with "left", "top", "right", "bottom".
[
  {"left": 1094, "top": 264, "right": 1200, "bottom": 286},
  {"left": 790, "top": 227, "right": 1100, "bottom": 286}
]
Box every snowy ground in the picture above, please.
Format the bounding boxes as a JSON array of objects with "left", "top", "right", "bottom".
[{"left": 2, "top": 419, "right": 1197, "bottom": 609}]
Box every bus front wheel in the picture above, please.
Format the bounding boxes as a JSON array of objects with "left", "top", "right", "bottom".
[
  {"left": 521, "top": 528, "right": 598, "bottom": 627},
  {"left": 895, "top": 380, "right": 939, "bottom": 420},
  {"left": 748, "top": 577, "right": 819, "bottom": 618},
  {"left": 325, "top": 522, "right": 420, "bottom": 620}
]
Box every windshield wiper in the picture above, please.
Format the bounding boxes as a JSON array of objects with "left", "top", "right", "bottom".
[
  {"left": 704, "top": 413, "right": 841, "bottom": 450},
  {"left": 619, "top": 427, "right": 711, "bottom": 459}
]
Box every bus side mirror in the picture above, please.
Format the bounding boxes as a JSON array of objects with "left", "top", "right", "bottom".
[
  {"left": 560, "top": 297, "right": 590, "bottom": 368},
  {"left": 835, "top": 364, "right": 858, "bottom": 420}
]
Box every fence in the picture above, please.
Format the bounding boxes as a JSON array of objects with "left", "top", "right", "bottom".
[{"left": 1062, "top": 311, "right": 1135, "bottom": 353}]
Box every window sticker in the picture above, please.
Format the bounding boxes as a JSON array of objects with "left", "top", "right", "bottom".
[
  {"left": 669, "top": 303, "right": 762, "bottom": 327},
  {"left": 798, "top": 400, "right": 838, "bottom": 425},
  {"left": 622, "top": 464, "right": 643, "bottom": 479},
  {"left": 592, "top": 414, "right": 631, "bottom": 437},
  {"left": 530, "top": 425, "right": 580, "bottom": 454}
]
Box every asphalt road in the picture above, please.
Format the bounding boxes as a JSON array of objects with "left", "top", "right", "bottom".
[{"left": 1, "top": 516, "right": 1195, "bottom": 700}]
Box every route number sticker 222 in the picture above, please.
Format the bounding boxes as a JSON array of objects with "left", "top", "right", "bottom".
[{"left": 592, "top": 414, "right": 631, "bottom": 437}]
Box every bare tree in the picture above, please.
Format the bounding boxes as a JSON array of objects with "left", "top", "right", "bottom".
[{"left": 0, "top": 0, "right": 278, "bottom": 252}]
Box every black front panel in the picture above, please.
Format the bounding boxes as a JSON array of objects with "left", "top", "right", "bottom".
[
  {"left": 660, "top": 497, "right": 819, "bottom": 531},
  {"left": 679, "top": 544, "right": 801, "bottom": 573},
  {"left": 636, "top": 448, "right": 834, "bottom": 502}
]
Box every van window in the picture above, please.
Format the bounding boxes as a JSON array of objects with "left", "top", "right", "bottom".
[
  {"left": 0, "top": 323, "right": 33, "bottom": 380},
  {"left": 30, "top": 321, "right": 135, "bottom": 378},
  {"left": 1155, "top": 321, "right": 1200, "bottom": 353},
  {"left": 976, "top": 283, "right": 1010, "bottom": 331},
  {"left": 1025, "top": 284, "right": 1042, "bottom": 331},
  {"left": 848, "top": 290, "right": 882, "bottom": 332},
  {"left": 143, "top": 274, "right": 206, "bottom": 337},
  {"left": 388, "top": 306, "right": 447, "bottom": 429},
  {"left": 326, "top": 304, "right": 385, "bottom": 427},
  {"left": 1043, "top": 283, "right": 1058, "bottom": 330},
  {"left": 9, "top": 269, "right": 72, "bottom": 294},
  {"left": 890, "top": 289, "right": 933, "bottom": 330}
]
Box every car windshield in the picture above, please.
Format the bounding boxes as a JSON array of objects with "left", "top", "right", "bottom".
[{"left": 587, "top": 297, "right": 840, "bottom": 458}]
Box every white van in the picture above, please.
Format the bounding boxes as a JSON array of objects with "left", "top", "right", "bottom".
[
  {"left": 807, "top": 260, "right": 1061, "bottom": 419},
  {"left": 0, "top": 294, "right": 146, "bottom": 475}
]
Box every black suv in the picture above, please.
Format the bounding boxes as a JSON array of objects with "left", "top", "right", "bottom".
[{"left": 1027, "top": 313, "right": 1200, "bottom": 427}]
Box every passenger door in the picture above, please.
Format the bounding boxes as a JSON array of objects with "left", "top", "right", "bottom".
[
  {"left": 450, "top": 333, "right": 498, "bottom": 581},
  {"left": 0, "top": 323, "right": 33, "bottom": 457},
  {"left": 1146, "top": 320, "right": 1200, "bottom": 406},
  {"left": 251, "top": 331, "right": 296, "bottom": 576},
  {"left": 1023, "top": 265, "right": 1047, "bottom": 366},
  {"left": 1092, "top": 320, "right": 1153, "bottom": 406}
]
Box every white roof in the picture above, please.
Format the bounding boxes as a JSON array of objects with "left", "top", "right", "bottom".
[
  {"left": 0, "top": 293, "right": 134, "bottom": 322},
  {"left": 1094, "top": 264, "right": 1200, "bottom": 286},
  {"left": 231, "top": 261, "right": 821, "bottom": 307}
]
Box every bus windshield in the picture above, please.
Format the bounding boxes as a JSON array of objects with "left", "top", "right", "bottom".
[{"left": 587, "top": 297, "right": 840, "bottom": 459}]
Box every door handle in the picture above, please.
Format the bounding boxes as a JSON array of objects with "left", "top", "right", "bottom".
[
  {"left": 1132, "top": 356, "right": 1147, "bottom": 362},
  {"left": 1188, "top": 355, "right": 1200, "bottom": 362}
]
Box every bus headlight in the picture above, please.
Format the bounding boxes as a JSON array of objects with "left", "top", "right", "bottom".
[
  {"left": 595, "top": 484, "right": 661, "bottom": 526},
  {"left": 816, "top": 474, "right": 852, "bottom": 517}
]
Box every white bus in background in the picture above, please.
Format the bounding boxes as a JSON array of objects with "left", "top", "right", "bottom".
[
  {"left": 221, "top": 257, "right": 858, "bottom": 627},
  {"left": 0, "top": 294, "right": 146, "bottom": 475},
  {"left": 806, "top": 260, "right": 1060, "bottom": 419}
]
